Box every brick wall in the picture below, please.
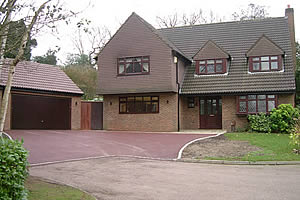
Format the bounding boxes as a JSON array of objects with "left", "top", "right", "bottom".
[
  {"left": 180, "top": 96, "right": 199, "bottom": 129},
  {"left": 222, "top": 95, "right": 248, "bottom": 132},
  {"left": 103, "top": 93, "right": 178, "bottom": 132}
]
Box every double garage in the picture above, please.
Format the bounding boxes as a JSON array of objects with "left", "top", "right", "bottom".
[
  {"left": 11, "top": 93, "right": 72, "bottom": 130},
  {"left": 0, "top": 60, "right": 83, "bottom": 130}
]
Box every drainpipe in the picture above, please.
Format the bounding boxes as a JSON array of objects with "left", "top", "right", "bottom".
[{"left": 174, "top": 55, "right": 180, "bottom": 132}]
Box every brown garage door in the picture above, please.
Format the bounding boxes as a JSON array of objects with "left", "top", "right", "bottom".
[{"left": 12, "top": 94, "right": 71, "bottom": 129}]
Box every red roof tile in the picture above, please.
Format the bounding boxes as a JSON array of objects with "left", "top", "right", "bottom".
[{"left": 0, "top": 60, "right": 83, "bottom": 95}]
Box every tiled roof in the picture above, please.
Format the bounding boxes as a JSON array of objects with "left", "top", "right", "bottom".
[
  {"left": 158, "top": 17, "right": 295, "bottom": 94},
  {"left": 0, "top": 60, "right": 83, "bottom": 95}
]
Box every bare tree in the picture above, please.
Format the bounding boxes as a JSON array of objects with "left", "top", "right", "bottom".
[
  {"left": 232, "top": 3, "right": 269, "bottom": 21},
  {"left": 0, "top": 0, "right": 77, "bottom": 134},
  {"left": 72, "top": 21, "right": 111, "bottom": 65},
  {"left": 156, "top": 10, "right": 223, "bottom": 28}
]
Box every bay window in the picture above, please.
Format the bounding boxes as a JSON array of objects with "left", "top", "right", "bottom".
[
  {"left": 118, "top": 56, "right": 150, "bottom": 75},
  {"left": 237, "top": 95, "right": 277, "bottom": 114}
]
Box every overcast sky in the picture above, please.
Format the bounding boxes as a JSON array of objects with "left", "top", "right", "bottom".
[{"left": 31, "top": 0, "right": 300, "bottom": 64}]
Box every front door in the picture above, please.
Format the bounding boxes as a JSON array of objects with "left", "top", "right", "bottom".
[{"left": 199, "top": 97, "right": 222, "bottom": 129}]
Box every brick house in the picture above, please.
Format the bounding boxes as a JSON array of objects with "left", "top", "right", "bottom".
[
  {"left": 98, "top": 7, "right": 296, "bottom": 132},
  {"left": 0, "top": 60, "right": 83, "bottom": 130}
]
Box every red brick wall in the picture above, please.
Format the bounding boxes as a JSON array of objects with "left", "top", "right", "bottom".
[
  {"left": 180, "top": 96, "right": 199, "bottom": 129},
  {"left": 103, "top": 93, "right": 178, "bottom": 132}
]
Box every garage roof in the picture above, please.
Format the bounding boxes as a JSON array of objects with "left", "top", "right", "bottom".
[{"left": 0, "top": 60, "right": 83, "bottom": 95}]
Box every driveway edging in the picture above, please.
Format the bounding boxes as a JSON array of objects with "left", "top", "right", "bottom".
[
  {"left": 179, "top": 159, "right": 300, "bottom": 165},
  {"left": 176, "top": 131, "right": 226, "bottom": 160}
]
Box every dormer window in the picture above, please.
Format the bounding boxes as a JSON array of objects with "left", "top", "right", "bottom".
[
  {"left": 118, "top": 56, "right": 150, "bottom": 75},
  {"left": 196, "top": 59, "right": 227, "bottom": 74},
  {"left": 249, "top": 55, "right": 282, "bottom": 72}
]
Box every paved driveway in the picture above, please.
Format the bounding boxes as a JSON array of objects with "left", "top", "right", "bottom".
[
  {"left": 7, "top": 130, "right": 213, "bottom": 164},
  {"left": 30, "top": 157, "right": 300, "bottom": 200}
]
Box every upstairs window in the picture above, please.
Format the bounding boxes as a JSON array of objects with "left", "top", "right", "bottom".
[
  {"left": 196, "top": 59, "right": 227, "bottom": 74},
  {"left": 249, "top": 55, "right": 282, "bottom": 72},
  {"left": 237, "top": 95, "right": 277, "bottom": 114},
  {"left": 118, "top": 56, "right": 150, "bottom": 75}
]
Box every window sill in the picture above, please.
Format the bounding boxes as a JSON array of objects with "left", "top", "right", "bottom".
[{"left": 117, "top": 73, "right": 150, "bottom": 77}]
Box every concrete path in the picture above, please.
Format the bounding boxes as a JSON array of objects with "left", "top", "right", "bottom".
[
  {"left": 7, "top": 130, "right": 213, "bottom": 164},
  {"left": 30, "top": 157, "right": 300, "bottom": 200}
]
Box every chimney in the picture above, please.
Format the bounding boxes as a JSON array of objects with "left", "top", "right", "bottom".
[{"left": 285, "top": 6, "right": 296, "bottom": 71}]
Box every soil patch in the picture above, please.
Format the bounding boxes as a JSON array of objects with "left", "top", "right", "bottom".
[{"left": 182, "top": 135, "right": 262, "bottom": 159}]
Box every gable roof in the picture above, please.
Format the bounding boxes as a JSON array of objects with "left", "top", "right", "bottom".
[
  {"left": 158, "top": 17, "right": 295, "bottom": 94},
  {"left": 0, "top": 60, "right": 83, "bottom": 95},
  {"left": 97, "top": 12, "right": 190, "bottom": 61},
  {"left": 246, "top": 34, "right": 285, "bottom": 57},
  {"left": 193, "top": 40, "right": 229, "bottom": 60}
]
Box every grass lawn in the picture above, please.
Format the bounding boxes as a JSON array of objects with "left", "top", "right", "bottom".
[
  {"left": 209, "top": 132, "right": 300, "bottom": 162},
  {"left": 26, "top": 176, "right": 95, "bottom": 200}
]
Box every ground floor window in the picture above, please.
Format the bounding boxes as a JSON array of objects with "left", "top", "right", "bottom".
[
  {"left": 119, "top": 96, "right": 159, "bottom": 114},
  {"left": 237, "top": 94, "right": 277, "bottom": 114}
]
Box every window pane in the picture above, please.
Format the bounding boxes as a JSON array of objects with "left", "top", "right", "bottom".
[
  {"left": 127, "top": 101, "right": 135, "bottom": 113},
  {"left": 207, "top": 64, "right": 214, "bottom": 73},
  {"left": 268, "top": 100, "right": 276, "bottom": 112},
  {"left": 216, "top": 64, "right": 223, "bottom": 72},
  {"left": 135, "top": 57, "right": 141, "bottom": 62},
  {"left": 135, "top": 97, "right": 142, "bottom": 101},
  {"left": 119, "top": 58, "right": 125, "bottom": 62},
  {"left": 252, "top": 57, "right": 259, "bottom": 61},
  {"left": 120, "top": 97, "right": 127, "bottom": 102},
  {"left": 152, "top": 102, "right": 158, "bottom": 112},
  {"left": 268, "top": 95, "right": 275, "bottom": 99},
  {"left": 199, "top": 61, "right": 205, "bottom": 64},
  {"left": 212, "top": 99, "right": 217, "bottom": 114},
  {"left": 239, "top": 96, "right": 246, "bottom": 100},
  {"left": 126, "top": 58, "right": 133, "bottom": 62},
  {"left": 143, "top": 97, "right": 151, "bottom": 101},
  {"left": 152, "top": 97, "right": 159, "bottom": 101},
  {"left": 127, "top": 97, "right": 135, "bottom": 101},
  {"left": 258, "top": 95, "right": 266, "bottom": 99},
  {"left": 207, "top": 100, "right": 212, "bottom": 115},
  {"left": 219, "top": 99, "right": 222, "bottom": 115},
  {"left": 253, "top": 62, "right": 260, "bottom": 71},
  {"left": 199, "top": 65, "right": 206, "bottom": 73},
  {"left": 120, "top": 103, "right": 127, "bottom": 113},
  {"left": 145, "top": 102, "right": 152, "bottom": 112},
  {"left": 261, "top": 62, "right": 269, "bottom": 70},
  {"left": 261, "top": 56, "right": 269, "bottom": 61},
  {"left": 200, "top": 99, "right": 205, "bottom": 115},
  {"left": 271, "top": 62, "right": 278, "bottom": 70},
  {"left": 207, "top": 60, "right": 214, "bottom": 64},
  {"left": 258, "top": 100, "right": 266, "bottom": 113},
  {"left": 239, "top": 102, "right": 246, "bottom": 112},
  {"left": 134, "top": 62, "right": 141, "bottom": 72},
  {"left": 248, "top": 95, "right": 256, "bottom": 100},
  {"left": 142, "top": 63, "right": 149, "bottom": 72},
  {"left": 126, "top": 63, "right": 133, "bottom": 73},
  {"left": 143, "top": 57, "right": 149, "bottom": 61},
  {"left": 271, "top": 56, "right": 278, "bottom": 60},
  {"left": 119, "top": 64, "right": 125, "bottom": 74},
  {"left": 248, "top": 101, "right": 256, "bottom": 113},
  {"left": 216, "top": 60, "right": 222, "bottom": 64}
]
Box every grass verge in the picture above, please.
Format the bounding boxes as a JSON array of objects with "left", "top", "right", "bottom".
[
  {"left": 207, "top": 132, "right": 300, "bottom": 162},
  {"left": 26, "top": 176, "right": 95, "bottom": 200}
]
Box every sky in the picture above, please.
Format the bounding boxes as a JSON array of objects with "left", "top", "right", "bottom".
[{"left": 31, "top": 0, "right": 300, "bottom": 64}]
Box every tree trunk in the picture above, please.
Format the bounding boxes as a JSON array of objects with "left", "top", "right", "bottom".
[{"left": 0, "top": 0, "right": 51, "bottom": 135}]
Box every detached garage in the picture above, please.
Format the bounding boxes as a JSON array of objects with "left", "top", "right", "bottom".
[{"left": 0, "top": 60, "right": 83, "bottom": 130}]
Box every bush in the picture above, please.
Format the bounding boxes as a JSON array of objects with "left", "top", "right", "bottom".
[
  {"left": 270, "top": 104, "right": 299, "bottom": 134},
  {"left": 0, "top": 138, "right": 29, "bottom": 200},
  {"left": 290, "top": 119, "right": 300, "bottom": 153},
  {"left": 248, "top": 113, "right": 272, "bottom": 133}
]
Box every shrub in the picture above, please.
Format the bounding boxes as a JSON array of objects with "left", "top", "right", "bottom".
[
  {"left": 0, "top": 138, "right": 29, "bottom": 200},
  {"left": 248, "top": 113, "right": 272, "bottom": 133},
  {"left": 270, "top": 104, "right": 300, "bottom": 134},
  {"left": 290, "top": 119, "right": 300, "bottom": 153}
]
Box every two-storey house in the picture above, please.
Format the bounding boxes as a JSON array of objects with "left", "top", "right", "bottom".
[{"left": 98, "top": 7, "right": 296, "bottom": 132}]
